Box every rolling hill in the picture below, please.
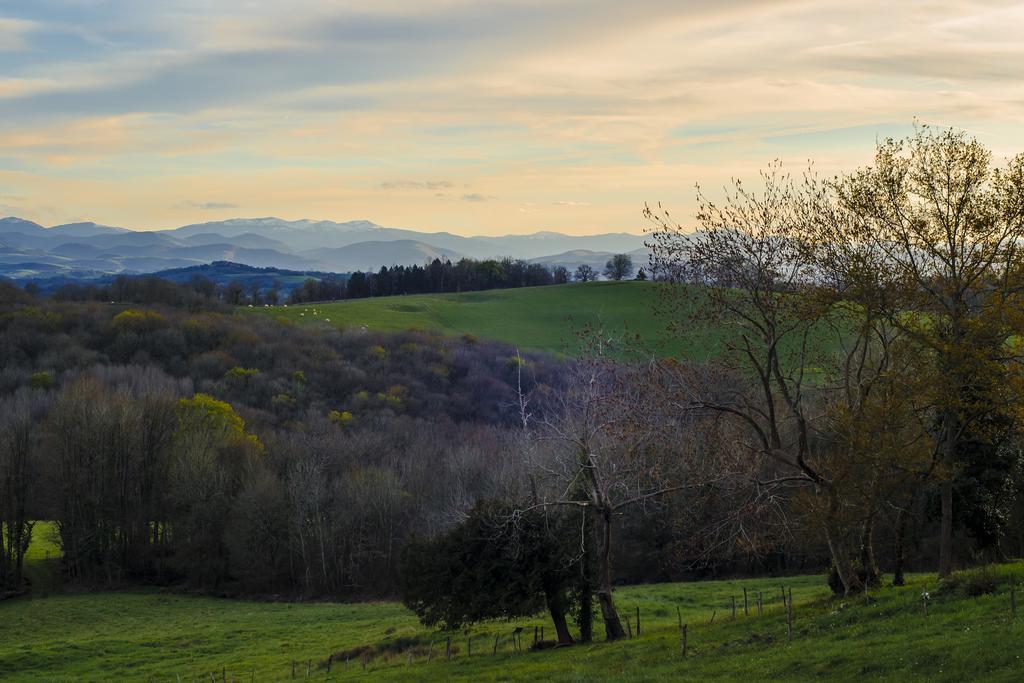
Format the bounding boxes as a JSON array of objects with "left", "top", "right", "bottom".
[{"left": 1, "top": 215, "right": 650, "bottom": 283}]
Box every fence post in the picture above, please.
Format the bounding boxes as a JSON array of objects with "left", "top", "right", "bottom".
[
  {"left": 786, "top": 588, "right": 793, "bottom": 641},
  {"left": 731, "top": 596, "right": 736, "bottom": 620},
  {"left": 680, "top": 623, "right": 688, "bottom": 658},
  {"left": 1011, "top": 576, "right": 1017, "bottom": 619},
  {"left": 743, "top": 588, "right": 749, "bottom": 616},
  {"left": 493, "top": 633, "right": 500, "bottom": 655},
  {"left": 446, "top": 636, "right": 452, "bottom": 662},
  {"left": 625, "top": 615, "right": 633, "bottom": 638},
  {"left": 327, "top": 654, "right": 332, "bottom": 673},
  {"left": 291, "top": 660, "right": 295, "bottom": 679},
  {"left": 636, "top": 606, "right": 641, "bottom": 636},
  {"left": 467, "top": 635, "right": 472, "bottom": 657}
]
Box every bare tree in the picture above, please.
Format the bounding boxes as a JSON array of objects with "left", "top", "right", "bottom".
[
  {"left": 0, "top": 390, "right": 49, "bottom": 593},
  {"left": 523, "top": 348, "right": 735, "bottom": 638},
  {"left": 645, "top": 161, "right": 937, "bottom": 594}
]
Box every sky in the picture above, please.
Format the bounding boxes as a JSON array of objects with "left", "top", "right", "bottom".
[{"left": 1, "top": 1, "right": 1024, "bottom": 235}]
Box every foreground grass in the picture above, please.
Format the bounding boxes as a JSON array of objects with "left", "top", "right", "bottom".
[{"left": 4, "top": 561, "right": 1024, "bottom": 681}]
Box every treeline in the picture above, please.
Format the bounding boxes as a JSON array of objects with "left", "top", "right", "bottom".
[
  {"left": 288, "top": 257, "right": 572, "bottom": 304},
  {"left": 38, "top": 255, "right": 612, "bottom": 308}
]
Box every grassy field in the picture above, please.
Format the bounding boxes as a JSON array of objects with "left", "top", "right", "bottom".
[
  {"left": 247, "top": 281, "right": 840, "bottom": 361},
  {"left": 5, "top": 539, "right": 1024, "bottom": 682},
  {"left": 249, "top": 281, "right": 692, "bottom": 357}
]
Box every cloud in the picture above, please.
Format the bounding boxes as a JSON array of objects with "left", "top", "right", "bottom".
[
  {"left": 0, "top": 18, "right": 36, "bottom": 52},
  {"left": 379, "top": 180, "right": 454, "bottom": 191},
  {"left": 178, "top": 200, "right": 237, "bottom": 210},
  {"left": 3, "top": 2, "right": 1024, "bottom": 235}
]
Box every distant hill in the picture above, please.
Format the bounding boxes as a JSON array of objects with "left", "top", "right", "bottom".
[{"left": 0, "top": 214, "right": 649, "bottom": 283}]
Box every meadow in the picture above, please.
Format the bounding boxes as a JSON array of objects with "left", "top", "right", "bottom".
[
  {"left": 247, "top": 281, "right": 841, "bottom": 361},
  {"left": 4, "top": 527, "right": 1024, "bottom": 681}
]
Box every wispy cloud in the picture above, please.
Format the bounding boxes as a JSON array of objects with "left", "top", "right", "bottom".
[
  {"left": 462, "top": 193, "right": 490, "bottom": 202},
  {"left": 178, "top": 200, "right": 238, "bottom": 210},
  {"left": 379, "top": 180, "right": 454, "bottom": 191}
]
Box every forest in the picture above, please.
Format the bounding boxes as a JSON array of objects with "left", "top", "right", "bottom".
[{"left": 4, "top": 128, "right": 1024, "bottom": 651}]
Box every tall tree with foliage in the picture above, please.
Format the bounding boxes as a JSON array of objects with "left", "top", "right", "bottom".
[{"left": 836, "top": 125, "right": 1024, "bottom": 576}]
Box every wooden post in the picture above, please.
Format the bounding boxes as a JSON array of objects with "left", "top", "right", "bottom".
[
  {"left": 709, "top": 610, "right": 716, "bottom": 625},
  {"left": 636, "top": 606, "right": 641, "bottom": 636},
  {"left": 677, "top": 605, "right": 682, "bottom": 630},
  {"left": 758, "top": 591, "right": 763, "bottom": 616},
  {"left": 680, "top": 623, "right": 688, "bottom": 658},
  {"left": 345, "top": 656, "right": 349, "bottom": 671},
  {"left": 427, "top": 642, "right": 433, "bottom": 662},
  {"left": 446, "top": 636, "right": 452, "bottom": 662},
  {"left": 1011, "top": 577, "right": 1017, "bottom": 619},
  {"left": 327, "top": 654, "right": 332, "bottom": 673},
  {"left": 731, "top": 595, "right": 736, "bottom": 620},
  {"left": 291, "top": 660, "right": 295, "bottom": 679},
  {"left": 305, "top": 661, "right": 310, "bottom": 677},
  {"left": 534, "top": 625, "right": 538, "bottom": 647},
  {"left": 467, "top": 636, "right": 472, "bottom": 657},
  {"left": 493, "top": 633, "right": 500, "bottom": 655},
  {"left": 781, "top": 585, "right": 787, "bottom": 608},
  {"left": 625, "top": 615, "right": 633, "bottom": 638},
  {"left": 361, "top": 654, "right": 366, "bottom": 671},
  {"left": 743, "top": 587, "right": 749, "bottom": 616},
  {"left": 407, "top": 650, "right": 413, "bottom": 665},
  {"left": 786, "top": 589, "right": 793, "bottom": 641}
]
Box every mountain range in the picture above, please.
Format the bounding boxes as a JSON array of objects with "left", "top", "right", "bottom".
[{"left": 0, "top": 216, "right": 650, "bottom": 282}]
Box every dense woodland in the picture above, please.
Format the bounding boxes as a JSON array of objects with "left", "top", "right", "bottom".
[
  {"left": 45, "top": 256, "right": 622, "bottom": 309},
  {"left": 4, "top": 128, "right": 1024, "bottom": 647}
]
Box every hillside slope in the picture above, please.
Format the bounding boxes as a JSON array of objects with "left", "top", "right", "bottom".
[
  {"left": 251, "top": 281, "right": 700, "bottom": 357},
  {"left": 250, "top": 281, "right": 840, "bottom": 361},
  {"left": 4, "top": 558, "right": 1023, "bottom": 681}
]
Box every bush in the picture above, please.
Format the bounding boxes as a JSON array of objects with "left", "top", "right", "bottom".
[{"left": 937, "top": 566, "right": 1003, "bottom": 597}]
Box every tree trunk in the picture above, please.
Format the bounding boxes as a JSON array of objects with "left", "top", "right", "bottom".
[
  {"left": 545, "top": 589, "right": 575, "bottom": 645},
  {"left": 938, "top": 478, "right": 954, "bottom": 577},
  {"left": 824, "top": 497, "right": 863, "bottom": 595},
  {"left": 892, "top": 506, "right": 907, "bottom": 587},
  {"left": 596, "top": 508, "right": 626, "bottom": 640},
  {"left": 859, "top": 513, "right": 881, "bottom": 586},
  {"left": 938, "top": 409, "right": 958, "bottom": 578}
]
